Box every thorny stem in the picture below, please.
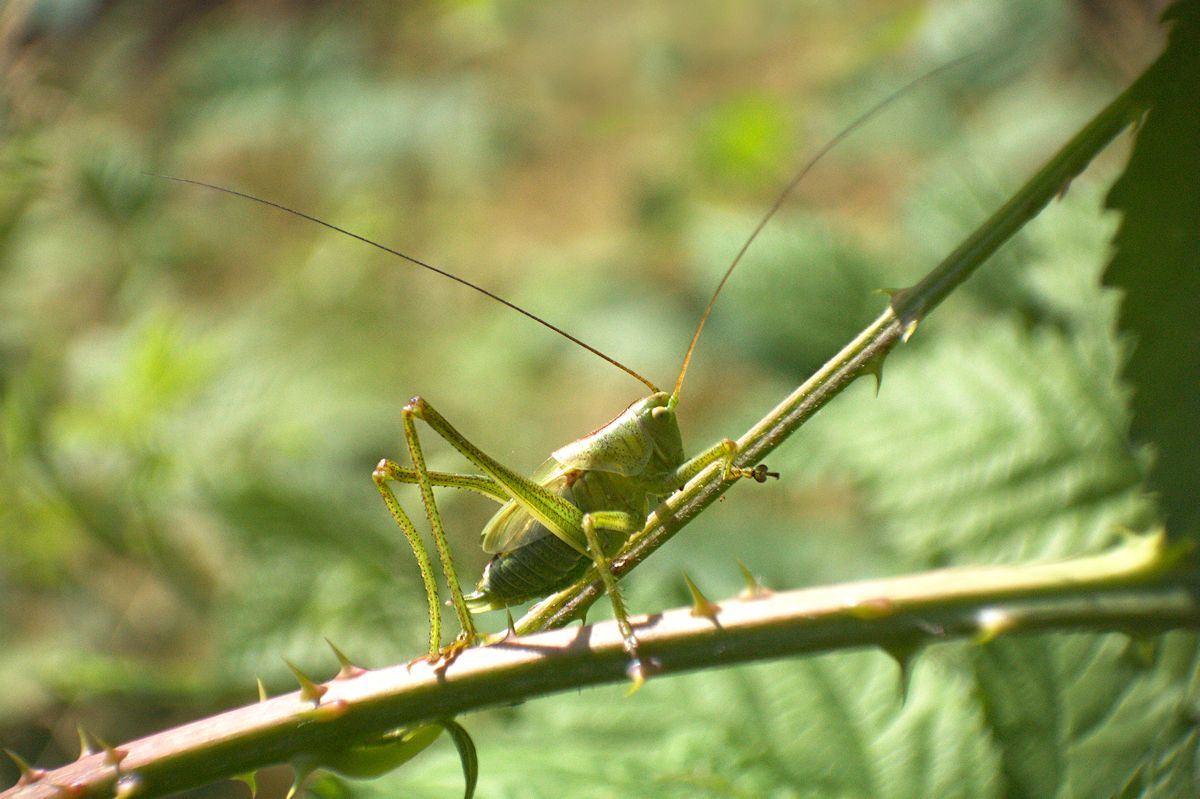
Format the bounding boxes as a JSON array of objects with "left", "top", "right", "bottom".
[
  {"left": 4, "top": 535, "right": 1198, "bottom": 799},
  {"left": 512, "top": 73, "right": 1146, "bottom": 636}
]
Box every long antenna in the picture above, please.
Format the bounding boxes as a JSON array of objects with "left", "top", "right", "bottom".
[
  {"left": 671, "top": 56, "right": 973, "bottom": 402},
  {"left": 157, "top": 175, "right": 661, "bottom": 393}
]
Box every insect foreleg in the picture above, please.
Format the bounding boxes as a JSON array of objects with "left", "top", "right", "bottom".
[
  {"left": 399, "top": 407, "right": 481, "bottom": 648},
  {"left": 372, "top": 463, "right": 443, "bottom": 656},
  {"left": 670, "top": 438, "right": 779, "bottom": 489},
  {"left": 375, "top": 460, "right": 510, "bottom": 504}
]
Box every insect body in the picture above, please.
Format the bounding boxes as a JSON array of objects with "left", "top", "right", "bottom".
[
  {"left": 466, "top": 391, "right": 772, "bottom": 611},
  {"left": 468, "top": 392, "right": 688, "bottom": 611},
  {"left": 375, "top": 389, "right": 767, "bottom": 680}
]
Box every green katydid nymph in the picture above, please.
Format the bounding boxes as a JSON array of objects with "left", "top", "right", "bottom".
[{"left": 162, "top": 60, "right": 959, "bottom": 684}]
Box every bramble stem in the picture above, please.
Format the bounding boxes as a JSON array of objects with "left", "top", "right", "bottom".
[
  {"left": 5, "top": 534, "right": 1197, "bottom": 799},
  {"left": 512, "top": 72, "right": 1145, "bottom": 636}
]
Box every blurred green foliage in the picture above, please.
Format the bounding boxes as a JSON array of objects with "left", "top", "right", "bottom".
[{"left": 0, "top": 1, "right": 1192, "bottom": 797}]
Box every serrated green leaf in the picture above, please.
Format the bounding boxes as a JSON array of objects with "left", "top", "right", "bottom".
[
  {"left": 1117, "top": 728, "right": 1200, "bottom": 799},
  {"left": 973, "top": 632, "right": 1200, "bottom": 798},
  {"left": 1102, "top": 1, "right": 1200, "bottom": 541},
  {"left": 803, "top": 317, "right": 1147, "bottom": 565}
]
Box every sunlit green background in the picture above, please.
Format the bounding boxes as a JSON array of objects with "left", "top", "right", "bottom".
[{"left": 0, "top": 1, "right": 1173, "bottom": 797}]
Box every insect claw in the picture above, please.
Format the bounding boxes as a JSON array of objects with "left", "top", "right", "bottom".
[
  {"left": 429, "top": 632, "right": 474, "bottom": 668},
  {"left": 751, "top": 464, "right": 780, "bottom": 482},
  {"left": 726, "top": 463, "right": 779, "bottom": 483},
  {"left": 405, "top": 636, "right": 469, "bottom": 673}
]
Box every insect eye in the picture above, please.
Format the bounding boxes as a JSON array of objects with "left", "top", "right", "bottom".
[{"left": 651, "top": 406, "right": 669, "bottom": 420}]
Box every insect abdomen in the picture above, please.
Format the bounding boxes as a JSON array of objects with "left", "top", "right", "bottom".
[
  {"left": 469, "top": 531, "right": 591, "bottom": 610},
  {"left": 465, "top": 468, "right": 649, "bottom": 612}
]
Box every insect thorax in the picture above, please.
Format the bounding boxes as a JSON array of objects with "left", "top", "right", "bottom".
[
  {"left": 551, "top": 391, "right": 685, "bottom": 482},
  {"left": 469, "top": 453, "right": 677, "bottom": 610}
]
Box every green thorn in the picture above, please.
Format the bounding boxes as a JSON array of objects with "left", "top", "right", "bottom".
[
  {"left": 975, "top": 607, "right": 1017, "bottom": 644},
  {"left": 76, "top": 724, "right": 98, "bottom": 758},
  {"left": 881, "top": 641, "right": 921, "bottom": 705},
  {"left": 114, "top": 773, "right": 143, "bottom": 798},
  {"left": 325, "top": 638, "right": 366, "bottom": 680},
  {"left": 879, "top": 286, "right": 919, "bottom": 334},
  {"left": 284, "top": 659, "right": 328, "bottom": 705},
  {"left": 234, "top": 771, "right": 258, "bottom": 799},
  {"left": 299, "top": 698, "right": 350, "bottom": 723},
  {"left": 1124, "top": 635, "right": 1159, "bottom": 667},
  {"left": 860, "top": 351, "right": 886, "bottom": 395},
  {"left": 484, "top": 607, "right": 519, "bottom": 645},
  {"left": 92, "top": 733, "right": 128, "bottom": 770},
  {"left": 317, "top": 725, "right": 441, "bottom": 780},
  {"left": 624, "top": 660, "right": 647, "bottom": 697},
  {"left": 876, "top": 288, "right": 921, "bottom": 341},
  {"left": 257, "top": 677, "right": 268, "bottom": 703},
  {"left": 848, "top": 596, "right": 897, "bottom": 620},
  {"left": 5, "top": 749, "right": 45, "bottom": 785},
  {"left": 735, "top": 559, "right": 770, "bottom": 599},
  {"left": 1136, "top": 527, "right": 1191, "bottom": 570},
  {"left": 284, "top": 763, "right": 313, "bottom": 799},
  {"left": 683, "top": 573, "right": 720, "bottom": 621}
]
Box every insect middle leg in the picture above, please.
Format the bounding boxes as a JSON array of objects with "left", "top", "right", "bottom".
[
  {"left": 373, "top": 407, "right": 493, "bottom": 657},
  {"left": 579, "top": 510, "right": 653, "bottom": 683}
]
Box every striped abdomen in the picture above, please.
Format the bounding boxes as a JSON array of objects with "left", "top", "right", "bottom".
[{"left": 465, "top": 467, "right": 652, "bottom": 611}]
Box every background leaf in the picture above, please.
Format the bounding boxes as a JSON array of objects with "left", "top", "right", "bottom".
[{"left": 1102, "top": 2, "right": 1200, "bottom": 542}]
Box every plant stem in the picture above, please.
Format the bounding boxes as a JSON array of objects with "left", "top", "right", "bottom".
[
  {"left": 513, "top": 73, "right": 1145, "bottom": 636},
  {"left": 5, "top": 535, "right": 1197, "bottom": 799}
]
